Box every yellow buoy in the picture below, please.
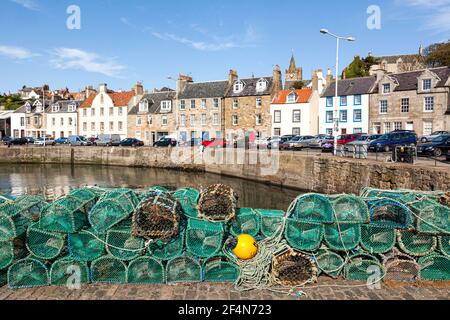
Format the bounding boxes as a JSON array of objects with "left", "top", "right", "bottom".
[{"left": 232, "top": 234, "right": 258, "bottom": 260}]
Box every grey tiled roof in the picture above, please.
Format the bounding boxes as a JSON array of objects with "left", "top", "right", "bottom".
[
  {"left": 49, "top": 100, "right": 79, "bottom": 113},
  {"left": 128, "top": 91, "right": 176, "bottom": 115},
  {"left": 376, "top": 54, "right": 422, "bottom": 64},
  {"left": 14, "top": 100, "right": 51, "bottom": 113},
  {"left": 372, "top": 67, "right": 450, "bottom": 93},
  {"left": 321, "top": 76, "right": 377, "bottom": 97},
  {"left": 179, "top": 81, "right": 228, "bottom": 99},
  {"left": 226, "top": 77, "right": 274, "bottom": 97}
]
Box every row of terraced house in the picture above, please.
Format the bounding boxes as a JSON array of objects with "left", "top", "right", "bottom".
[{"left": 9, "top": 55, "right": 450, "bottom": 144}]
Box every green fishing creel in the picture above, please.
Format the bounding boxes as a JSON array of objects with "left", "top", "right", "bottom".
[
  {"left": 397, "top": 230, "right": 437, "bottom": 257},
  {"left": 409, "top": 199, "right": 450, "bottom": 235},
  {"left": 330, "top": 195, "right": 370, "bottom": 224},
  {"left": 230, "top": 208, "right": 260, "bottom": 237},
  {"left": 360, "top": 225, "right": 396, "bottom": 254},
  {"left": 287, "top": 194, "right": 334, "bottom": 224},
  {"left": 256, "top": 209, "right": 285, "bottom": 238},
  {"left": 0, "top": 238, "right": 27, "bottom": 270},
  {"left": 0, "top": 270, "right": 6, "bottom": 287},
  {"left": 39, "top": 196, "right": 88, "bottom": 233},
  {"left": 439, "top": 236, "right": 450, "bottom": 258},
  {"left": 7, "top": 256, "right": 49, "bottom": 289},
  {"left": 203, "top": 256, "right": 239, "bottom": 283},
  {"left": 88, "top": 189, "right": 139, "bottom": 234},
  {"left": 166, "top": 255, "right": 202, "bottom": 284},
  {"left": 106, "top": 222, "right": 145, "bottom": 261},
  {"left": 68, "top": 228, "right": 105, "bottom": 262},
  {"left": 0, "top": 202, "right": 30, "bottom": 241},
  {"left": 366, "top": 198, "right": 413, "bottom": 229},
  {"left": 324, "top": 224, "right": 361, "bottom": 251},
  {"left": 127, "top": 256, "right": 165, "bottom": 284},
  {"left": 13, "top": 195, "right": 47, "bottom": 222},
  {"left": 315, "top": 249, "right": 345, "bottom": 278},
  {"left": 418, "top": 254, "right": 450, "bottom": 281},
  {"left": 285, "top": 220, "right": 323, "bottom": 251},
  {"left": 173, "top": 188, "right": 200, "bottom": 218},
  {"left": 26, "top": 222, "right": 66, "bottom": 260},
  {"left": 50, "top": 257, "right": 90, "bottom": 286},
  {"left": 343, "top": 254, "right": 385, "bottom": 282},
  {"left": 147, "top": 230, "right": 184, "bottom": 261},
  {"left": 69, "top": 188, "right": 101, "bottom": 212},
  {"left": 91, "top": 255, "right": 128, "bottom": 284},
  {"left": 185, "top": 219, "right": 224, "bottom": 258},
  {"left": 382, "top": 249, "right": 420, "bottom": 283}
]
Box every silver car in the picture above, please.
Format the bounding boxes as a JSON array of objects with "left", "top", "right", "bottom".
[
  {"left": 420, "top": 131, "right": 449, "bottom": 143},
  {"left": 289, "top": 136, "right": 316, "bottom": 150},
  {"left": 309, "top": 135, "right": 333, "bottom": 149},
  {"left": 345, "top": 134, "right": 383, "bottom": 151}
]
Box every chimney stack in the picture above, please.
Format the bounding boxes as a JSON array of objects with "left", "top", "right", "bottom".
[
  {"left": 99, "top": 83, "right": 107, "bottom": 93},
  {"left": 326, "top": 68, "right": 333, "bottom": 84},
  {"left": 228, "top": 69, "right": 238, "bottom": 86},
  {"left": 133, "top": 81, "right": 144, "bottom": 96},
  {"left": 312, "top": 70, "right": 319, "bottom": 92},
  {"left": 176, "top": 74, "right": 193, "bottom": 95},
  {"left": 272, "top": 65, "right": 282, "bottom": 94}
]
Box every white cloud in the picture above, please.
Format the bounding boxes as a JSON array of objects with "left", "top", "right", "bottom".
[
  {"left": 10, "top": 0, "right": 40, "bottom": 11},
  {"left": 0, "top": 45, "right": 39, "bottom": 59},
  {"left": 50, "top": 48, "right": 127, "bottom": 78},
  {"left": 398, "top": 0, "right": 450, "bottom": 33}
]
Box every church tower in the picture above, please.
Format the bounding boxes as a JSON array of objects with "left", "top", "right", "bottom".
[{"left": 285, "top": 54, "right": 303, "bottom": 83}]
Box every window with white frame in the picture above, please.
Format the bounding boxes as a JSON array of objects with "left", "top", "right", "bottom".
[
  {"left": 83, "top": 122, "right": 87, "bottom": 131},
  {"left": 161, "top": 100, "right": 171, "bottom": 112},
  {"left": 394, "top": 122, "right": 402, "bottom": 131},
  {"left": 201, "top": 114, "right": 207, "bottom": 126},
  {"left": 256, "top": 114, "right": 262, "bottom": 125},
  {"left": 118, "top": 122, "right": 123, "bottom": 131},
  {"left": 326, "top": 97, "right": 333, "bottom": 107},
  {"left": 423, "top": 79, "right": 432, "bottom": 91},
  {"left": 190, "top": 114, "right": 196, "bottom": 126},
  {"left": 52, "top": 104, "right": 59, "bottom": 112},
  {"left": 20, "top": 117, "right": 24, "bottom": 126},
  {"left": 256, "top": 79, "right": 267, "bottom": 92},
  {"left": 109, "top": 122, "right": 114, "bottom": 130},
  {"left": 25, "top": 104, "right": 31, "bottom": 113},
  {"left": 326, "top": 111, "right": 333, "bottom": 123},
  {"left": 340, "top": 110, "right": 348, "bottom": 122},
  {"left": 340, "top": 96, "right": 347, "bottom": 106},
  {"left": 274, "top": 128, "right": 281, "bottom": 136},
  {"left": 118, "top": 107, "right": 123, "bottom": 116},
  {"left": 293, "top": 110, "right": 301, "bottom": 123},
  {"left": 384, "top": 122, "right": 391, "bottom": 134},
  {"left": 293, "top": 128, "right": 300, "bottom": 136},
  {"left": 180, "top": 114, "right": 186, "bottom": 127},
  {"left": 190, "top": 100, "right": 196, "bottom": 109},
  {"left": 354, "top": 109, "right": 362, "bottom": 122},
  {"left": 213, "top": 98, "right": 219, "bottom": 108},
  {"left": 354, "top": 95, "right": 362, "bottom": 105},
  {"left": 233, "top": 99, "right": 239, "bottom": 109},
  {"left": 136, "top": 117, "right": 142, "bottom": 126},
  {"left": 423, "top": 121, "right": 433, "bottom": 135},
  {"left": 201, "top": 99, "right": 207, "bottom": 109},
  {"left": 69, "top": 118, "right": 73, "bottom": 126},
  {"left": 233, "top": 81, "right": 244, "bottom": 93},
  {"left": 109, "top": 107, "right": 114, "bottom": 116},
  {"left": 100, "top": 122, "right": 105, "bottom": 131},
  {"left": 274, "top": 110, "right": 281, "bottom": 123},
  {"left": 401, "top": 98, "right": 409, "bottom": 113},
  {"left": 380, "top": 100, "right": 388, "bottom": 114},
  {"left": 256, "top": 97, "right": 262, "bottom": 108},
  {"left": 69, "top": 104, "right": 76, "bottom": 112},
  {"left": 180, "top": 100, "right": 186, "bottom": 110},
  {"left": 213, "top": 113, "right": 219, "bottom": 125},
  {"left": 139, "top": 100, "right": 149, "bottom": 112},
  {"left": 91, "top": 122, "right": 95, "bottom": 130},
  {"left": 100, "top": 108, "right": 104, "bottom": 116},
  {"left": 162, "top": 115, "right": 168, "bottom": 126},
  {"left": 147, "top": 115, "right": 152, "bottom": 125},
  {"left": 424, "top": 96, "right": 434, "bottom": 112},
  {"left": 232, "top": 114, "right": 238, "bottom": 126},
  {"left": 287, "top": 92, "right": 297, "bottom": 103},
  {"left": 382, "top": 83, "right": 391, "bottom": 94}
]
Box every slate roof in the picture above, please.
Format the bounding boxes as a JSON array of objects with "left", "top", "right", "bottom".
[
  {"left": 380, "top": 67, "right": 450, "bottom": 92},
  {"left": 49, "top": 100, "right": 79, "bottom": 113},
  {"left": 321, "top": 76, "right": 377, "bottom": 97},
  {"left": 128, "top": 91, "right": 176, "bottom": 115},
  {"left": 376, "top": 54, "right": 422, "bottom": 64},
  {"left": 179, "top": 81, "right": 228, "bottom": 99},
  {"left": 226, "top": 77, "right": 274, "bottom": 97},
  {"left": 14, "top": 100, "right": 51, "bottom": 113}
]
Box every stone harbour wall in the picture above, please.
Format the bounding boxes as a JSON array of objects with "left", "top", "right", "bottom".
[{"left": 0, "top": 146, "right": 448, "bottom": 194}]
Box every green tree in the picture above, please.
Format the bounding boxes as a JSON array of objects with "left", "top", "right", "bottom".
[
  {"left": 424, "top": 41, "right": 450, "bottom": 67},
  {"left": 344, "top": 55, "right": 380, "bottom": 79},
  {"left": 291, "top": 81, "right": 305, "bottom": 89}
]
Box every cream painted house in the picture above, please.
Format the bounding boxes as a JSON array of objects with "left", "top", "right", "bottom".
[{"left": 46, "top": 101, "right": 79, "bottom": 139}]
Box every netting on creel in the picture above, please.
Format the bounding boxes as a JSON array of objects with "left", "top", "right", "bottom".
[
  {"left": 0, "top": 270, "right": 6, "bottom": 287},
  {"left": 173, "top": 188, "right": 200, "bottom": 219},
  {"left": 127, "top": 256, "right": 165, "bottom": 284},
  {"left": 166, "top": 255, "right": 202, "bottom": 284},
  {"left": 147, "top": 230, "right": 184, "bottom": 261},
  {"left": 39, "top": 196, "right": 87, "bottom": 233},
  {"left": 197, "top": 184, "right": 238, "bottom": 222},
  {"left": 287, "top": 194, "right": 334, "bottom": 224},
  {"left": 360, "top": 225, "right": 396, "bottom": 254},
  {"left": 26, "top": 222, "right": 66, "bottom": 260},
  {"left": 13, "top": 195, "right": 47, "bottom": 222},
  {"left": 0, "top": 237, "right": 27, "bottom": 270},
  {"left": 439, "top": 236, "right": 450, "bottom": 258},
  {"left": 203, "top": 256, "right": 240, "bottom": 283},
  {"left": 68, "top": 228, "right": 105, "bottom": 262},
  {"left": 185, "top": 219, "right": 224, "bottom": 258},
  {"left": 271, "top": 250, "right": 318, "bottom": 287},
  {"left": 382, "top": 248, "right": 420, "bottom": 283},
  {"left": 343, "top": 254, "right": 385, "bottom": 282},
  {"left": 324, "top": 223, "right": 361, "bottom": 251},
  {"left": 106, "top": 220, "right": 145, "bottom": 261},
  {"left": 329, "top": 195, "right": 370, "bottom": 224},
  {"left": 230, "top": 208, "right": 260, "bottom": 237},
  {"left": 90, "top": 255, "right": 128, "bottom": 284},
  {"left": 365, "top": 198, "right": 413, "bottom": 229},
  {"left": 49, "top": 257, "right": 90, "bottom": 286},
  {"left": 285, "top": 220, "right": 324, "bottom": 251},
  {"left": 418, "top": 254, "right": 450, "bottom": 281},
  {"left": 88, "top": 189, "right": 139, "bottom": 234},
  {"left": 314, "top": 249, "right": 345, "bottom": 278},
  {"left": 256, "top": 209, "right": 285, "bottom": 238},
  {"left": 409, "top": 199, "right": 450, "bottom": 234},
  {"left": 0, "top": 202, "right": 29, "bottom": 241},
  {"left": 7, "top": 256, "right": 49, "bottom": 289},
  {"left": 132, "top": 191, "right": 182, "bottom": 241},
  {"left": 397, "top": 230, "right": 437, "bottom": 257}
]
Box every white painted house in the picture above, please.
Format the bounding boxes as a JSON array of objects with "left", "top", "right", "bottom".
[
  {"left": 319, "top": 77, "right": 377, "bottom": 136},
  {"left": 10, "top": 108, "right": 26, "bottom": 138},
  {"left": 47, "top": 100, "right": 79, "bottom": 139}
]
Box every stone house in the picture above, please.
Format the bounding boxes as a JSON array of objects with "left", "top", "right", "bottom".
[
  {"left": 224, "top": 66, "right": 282, "bottom": 140},
  {"left": 46, "top": 100, "right": 79, "bottom": 139},
  {"left": 174, "top": 76, "right": 228, "bottom": 142},
  {"left": 128, "top": 89, "right": 177, "bottom": 145},
  {"left": 369, "top": 67, "right": 450, "bottom": 137},
  {"left": 369, "top": 53, "right": 426, "bottom": 75},
  {"left": 20, "top": 99, "right": 51, "bottom": 138}
]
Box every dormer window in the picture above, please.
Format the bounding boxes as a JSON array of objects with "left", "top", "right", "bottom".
[
  {"left": 233, "top": 80, "right": 244, "bottom": 93},
  {"left": 160, "top": 100, "right": 172, "bottom": 112},
  {"left": 68, "top": 104, "right": 76, "bottom": 112},
  {"left": 52, "top": 104, "right": 60, "bottom": 113},
  {"left": 423, "top": 79, "right": 432, "bottom": 91},
  {"left": 382, "top": 83, "right": 391, "bottom": 94},
  {"left": 139, "top": 99, "right": 149, "bottom": 112},
  {"left": 25, "top": 103, "right": 32, "bottom": 113},
  {"left": 287, "top": 92, "right": 297, "bottom": 103},
  {"left": 256, "top": 79, "right": 267, "bottom": 92},
  {"left": 34, "top": 101, "right": 43, "bottom": 113}
]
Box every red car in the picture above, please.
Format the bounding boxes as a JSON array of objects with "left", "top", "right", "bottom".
[
  {"left": 337, "top": 134, "right": 363, "bottom": 145},
  {"left": 202, "top": 138, "right": 227, "bottom": 148}
]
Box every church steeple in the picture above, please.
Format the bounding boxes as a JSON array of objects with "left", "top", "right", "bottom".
[
  {"left": 288, "top": 54, "right": 297, "bottom": 73},
  {"left": 285, "top": 54, "right": 303, "bottom": 86}
]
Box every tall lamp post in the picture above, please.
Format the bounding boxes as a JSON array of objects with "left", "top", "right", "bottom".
[{"left": 320, "top": 29, "right": 355, "bottom": 156}]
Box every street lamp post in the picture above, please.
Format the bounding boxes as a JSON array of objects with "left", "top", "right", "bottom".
[{"left": 320, "top": 29, "right": 355, "bottom": 156}]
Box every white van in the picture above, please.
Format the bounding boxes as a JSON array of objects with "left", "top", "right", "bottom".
[
  {"left": 68, "top": 135, "right": 91, "bottom": 146},
  {"left": 96, "top": 134, "right": 122, "bottom": 147}
]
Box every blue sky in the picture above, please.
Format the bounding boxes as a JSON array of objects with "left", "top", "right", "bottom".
[{"left": 0, "top": 0, "right": 449, "bottom": 93}]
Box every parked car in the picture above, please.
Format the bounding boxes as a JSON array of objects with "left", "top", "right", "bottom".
[
  {"left": 446, "top": 150, "right": 450, "bottom": 162},
  {"left": 55, "top": 137, "right": 68, "bottom": 145},
  {"left": 34, "top": 137, "right": 56, "bottom": 146},
  {"left": 2, "top": 136, "right": 12, "bottom": 145},
  {"left": 417, "top": 134, "right": 450, "bottom": 157},
  {"left": 286, "top": 136, "right": 316, "bottom": 150},
  {"left": 420, "top": 131, "right": 450, "bottom": 143},
  {"left": 322, "top": 140, "right": 334, "bottom": 153},
  {"left": 203, "top": 138, "right": 226, "bottom": 148},
  {"left": 87, "top": 137, "right": 98, "bottom": 145},
  {"left": 25, "top": 137, "right": 35, "bottom": 144},
  {"left": 337, "top": 133, "right": 363, "bottom": 145},
  {"left": 262, "top": 136, "right": 280, "bottom": 149},
  {"left": 270, "top": 135, "right": 294, "bottom": 150},
  {"left": 120, "top": 138, "right": 144, "bottom": 147},
  {"left": 309, "top": 135, "right": 333, "bottom": 149},
  {"left": 153, "top": 137, "right": 177, "bottom": 147},
  {"left": 280, "top": 136, "right": 302, "bottom": 150},
  {"left": 96, "top": 134, "right": 122, "bottom": 147},
  {"left": 368, "top": 130, "right": 417, "bottom": 152},
  {"left": 68, "top": 135, "right": 91, "bottom": 146},
  {"left": 7, "top": 137, "right": 28, "bottom": 146},
  {"left": 344, "top": 134, "right": 382, "bottom": 151}
]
